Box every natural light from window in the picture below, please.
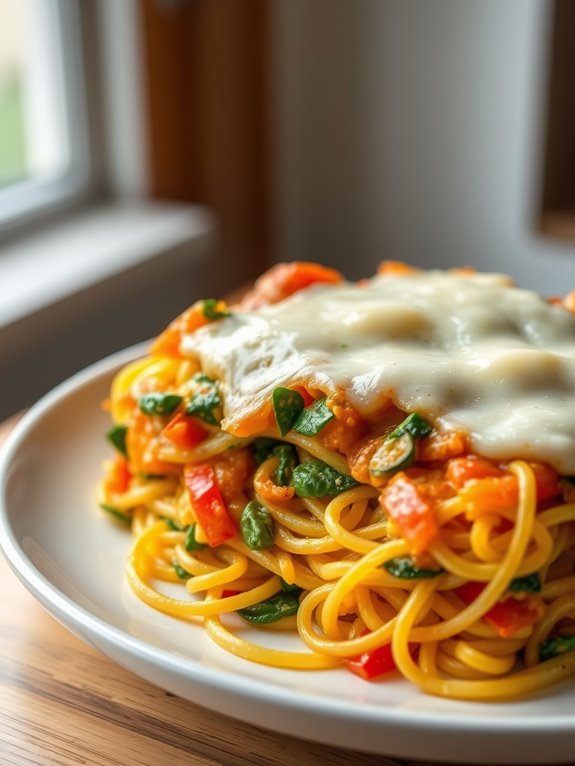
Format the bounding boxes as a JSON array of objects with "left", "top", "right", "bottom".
[{"left": 0, "top": 0, "right": 71, "bottom": 194}]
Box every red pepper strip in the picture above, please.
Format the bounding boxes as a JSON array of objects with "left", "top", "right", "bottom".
[
  {"left": 455, "top": 582, "right": 543, "bottom": 638},
  {"left": 346, "top": 641, "right": 396, "bottom": 681},
  {"left": 163, "top": 413, "right": 207, "bottom": 450},
  {"left": 184, "top": 463, "right": 236, "bottom": 547},
  {"left": 105, "top": 455, "right": 131, "bottom": 494},
  {"left": 221, "top": 590, "right": 240, "bottom": 598},
  {"left": 379, "top": 473, "right": 439, "bottom": 555}
]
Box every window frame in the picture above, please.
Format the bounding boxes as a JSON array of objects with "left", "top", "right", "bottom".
[{"left": 0, "top": 0, "right": 93, "bottom": 236}]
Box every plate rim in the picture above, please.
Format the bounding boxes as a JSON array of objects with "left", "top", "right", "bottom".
[{"left": 1, "top": 343, "right": 575, "bottom": 746}]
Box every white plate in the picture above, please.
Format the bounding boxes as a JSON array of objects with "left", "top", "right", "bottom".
[{"left": 1, "top": 345, "right": 575, "bottom": 765}]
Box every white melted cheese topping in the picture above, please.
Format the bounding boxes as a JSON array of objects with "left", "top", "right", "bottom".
[{"left": 181, "top": 271, "right": 575, "bottom": 473}]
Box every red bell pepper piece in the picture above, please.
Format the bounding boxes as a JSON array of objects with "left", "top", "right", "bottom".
[
  {"left": 346, "top": 640, "right": 397, "bottom": 681},
  {"left": 163, "top": 413, "right": 207, "bottom": 450},
  {"left": 379, "top": 473, "right": 439, "bottom": 555},
  {"left": 184, "top": 463, "right": 236, "bottom": 547},
  {"left": 455, "top": 582, "right": 543, "bottom": 638}
]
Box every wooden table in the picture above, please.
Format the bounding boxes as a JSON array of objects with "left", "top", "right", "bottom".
[{"left": 0, "top": 417, "right": 563, "bottom": 766}]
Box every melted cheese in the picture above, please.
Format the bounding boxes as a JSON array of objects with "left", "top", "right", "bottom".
[{"left": 180, "top": 271, "right": 575, "bottom": 473}]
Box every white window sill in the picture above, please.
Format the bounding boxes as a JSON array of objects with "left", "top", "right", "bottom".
[
  {"left": 0, "top": 200, "right": 217, "bottom": 419},
  {"left": 0, "top": 201, "right": 216, "bottom": 328}
]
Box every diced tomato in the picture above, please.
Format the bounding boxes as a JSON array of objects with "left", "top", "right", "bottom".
[
  {"left": 126, "top": 411, "right": 180, "bottom": 476},
  {"left": 446, "top": 455, "right": 503, "bottom": 489},
  {"left": 417, "top": 431, "right": 467, "bottom": 462},
  {"left": 379, "top": 473, "right": 439, "bottom": 555},
  {"left": 105, "top": 455, "right": 132, "bottom": 494},
  {"left": 346, "top": 641, "right": 397, "bottom": 681},
  {"left": 460, "top": 461, "right": 560, "bottom": 519},
  {"left": 455, "top": 582, "right": 543, "bottom": 638},
  {"left": 459, "top": 475, "right": 518, "bottom": 519},
  {"left": 240, "top": 262, "right": 344, "bottom": 310},
  {"left": 529, "top": 462, "right": 560, "bottom": 501},
  {"left": 162, "top": 413, "right": 207, "bottom": 450},
  {"left": 184, "top": 463, "right": 236, "bottom": 547},
  {"left": 210, "top": 449, "right": 253, "bottom": 505},
  {"left": 221, "top": 590, "right": 240, "bottom": 598}
]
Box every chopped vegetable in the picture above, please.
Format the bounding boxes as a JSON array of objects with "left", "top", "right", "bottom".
[
  {"left": 252, "top": 437, "right": 282, "bottom": 465},
  {"left": 173, "top": 561, "right": 191, "bottom": 580},
  {"left": 162, "top": 517, "right": 184, "bottom": 530},
  {"left": 240, "top": 500, "right": 275, "bottom": 550},
  {"left": 293, "top": 397, "right": 334, "bottom": 436},
  {"left": 379, "top": 473, "right": 439, "bottom": 555},
  {"left": 162, "top": 413, "right": 207, "bottom": 450},
  {"left": 292, "top": 385, "right": 315, "bottom": 407},
  {"left": 291, "top": 459, "right": 358, "bottom": 498},
  {"left": 184, "top": 523, "right": 207, "bottom": 551},
  {"left": 383, "top": 556, "right": 443, "bottom": 579},
  {"left": 201, "top": 298, "right": 230, "bottom": 320},
  {"left": 540, "top": 635, "right": 575, "bottom": 662},
  {"left": 389, "top": 412, "right": 432, "bottom": 440},
  {"left": 509, "top": 572, "right": 542, "bottom": 593},
  {"left": 417, "top": 430, "right": 467, "bottom": 462},
  {"left": 273, "top": 444, "right": 298, "bottom": 486},
  {"left": 104, "top": 455, "right": 132, "bottom": 494},
  {"left": 369, "top": 432, "right": 415, "bottom": 477},
  {"left": 100, "top": 504, "right": 132, "bottom": 526},
  {"left": 446, "top": 455, "right": 503, "bottom": 488},
  {"left": 183, "top": 463, "right": 236, "bottom": 547},
  {"left": 238, "top": 592, "right": 300, "bottom": 624},
  {"left": 455, "top": 581, "right": 543, "bottom": 638},
  {"left": 240, "top": 261, "right": 344, "bottom": 310},
  {"left": 106, "top": 424, "right": 128, "bottom": 457},
  {"left": 279, "top": 578, "right": 303, "bottom": 594},
  {"left": 138, "top": 393, "right": 183, "bottom": 416},
  {"left": 346, "top": 640, "right": 397, "bottom": 680},
  {"left": 185, "top": 374, "right": 222, "bottom": 426},
  {"left": 272, "top": 387, "right": 304, "bottom": 436},
  {"left": 126, "top": 410, "right": 179, "bottom": 476}
]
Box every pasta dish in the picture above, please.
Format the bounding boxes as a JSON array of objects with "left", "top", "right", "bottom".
[{"left": 98, "top": 261, "right": 575, "bottom": 700}]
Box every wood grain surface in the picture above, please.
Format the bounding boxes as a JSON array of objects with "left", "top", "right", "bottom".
[{"left": 0, "top": 416, "right": 568, "bottom": 766}]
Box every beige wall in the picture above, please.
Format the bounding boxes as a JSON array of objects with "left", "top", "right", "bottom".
[{"left": 271, "top": 0, "right": 575, "bottom": 292}]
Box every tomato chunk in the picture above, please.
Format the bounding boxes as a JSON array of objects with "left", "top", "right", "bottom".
[
  {"left": 105, "top": 455, "right": 132, "bottom": 494},
  {"left": 240, "top": 262, "right": 343, "bottom": 309},
  {"left": 379, "top": 473, "right": 438, "bottom": 555},
  {"left": 163, "top": 413, "right": 207, "bottom": 450},
  {"left": 184, "top": 463, "right": 236, "bottom": 547},
  {"left": 455, "top": 582, "right": 543, "bottom": 638}
]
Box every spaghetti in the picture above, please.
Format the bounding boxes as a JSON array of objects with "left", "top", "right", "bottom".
[{"left": 98, "top": 261, "right": 575, "bottom": 700}]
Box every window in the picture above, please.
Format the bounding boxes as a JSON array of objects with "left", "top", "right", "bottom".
[{"left": 0, "top": 0, "right": 89, "bottom": 229}]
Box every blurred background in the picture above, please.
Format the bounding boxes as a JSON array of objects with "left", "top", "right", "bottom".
[{"left": 1, "top": 0, "right": 574, "bottom": 419}]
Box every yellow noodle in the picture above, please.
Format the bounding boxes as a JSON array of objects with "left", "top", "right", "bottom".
[{"left": 101, "top": 298, "right": 575, "bottom": 702}]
